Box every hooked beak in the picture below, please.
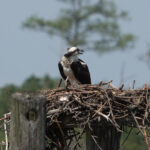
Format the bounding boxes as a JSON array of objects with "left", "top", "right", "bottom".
[{"left": 78, "top": 49, "right": 84, "bottom": 54}]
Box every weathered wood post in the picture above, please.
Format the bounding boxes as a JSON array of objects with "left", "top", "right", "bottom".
[
  {"left": 10, "top": 92, "right": 46, "bottom": 150},
  {"left": 86, "top": 124, "right": 121, "bottom": 150}
]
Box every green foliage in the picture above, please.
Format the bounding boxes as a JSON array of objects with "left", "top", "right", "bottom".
[
  {"left": 0, "top": 84, "right": 19, "bottom": 115},
  {"left": 0, "top": 75, "right": 58, "bottom": 116},
  {"left": 21, "top": 74, "right": 58, "bottom": 91},
  {"left": 120, "top": 128, "right": 147, "bottom": 150},
  {"left": 23, "top": 0, "right": 135, "bottom": 54},
  {"left": 0, "top": 75, "right": 147, "bottom": 149}
]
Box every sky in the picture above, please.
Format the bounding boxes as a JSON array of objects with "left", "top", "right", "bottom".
[{"left": 0, "top": 0, "right": 150, "bottom": 88}]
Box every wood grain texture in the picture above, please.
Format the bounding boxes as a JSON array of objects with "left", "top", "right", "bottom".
[
  {"left": 10, "top": 92, "right": 46, "bottom": 150},
  {"left": 86, "top": 124, "right": 122, "bottom": 150}
]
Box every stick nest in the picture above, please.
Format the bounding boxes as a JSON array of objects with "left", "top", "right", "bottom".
[{"left": 42, "top": 83, "right": 150, "bottom": 150}]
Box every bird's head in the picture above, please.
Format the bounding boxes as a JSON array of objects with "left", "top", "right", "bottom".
[{"left": 64, "top": 47, "right": 84, "bottom": 61}]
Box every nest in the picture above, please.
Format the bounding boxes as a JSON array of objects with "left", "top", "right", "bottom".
[
  {"left": 1, "top": 83, "right": 150, "bottom": 150},
  {"left": 42, "top": 83, "right": 150, "bottom": 150}
]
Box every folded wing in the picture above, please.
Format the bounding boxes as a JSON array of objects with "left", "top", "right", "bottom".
[
  {"left": 58, "top": 61, "right": 67, "bottom": 80},
  {"left": 71, "top": 59, "right": 91, "bottom": 84}
]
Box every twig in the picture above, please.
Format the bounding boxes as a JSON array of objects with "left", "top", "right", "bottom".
[
  {"left": 0, "top": 113, "right": 11, "bottom": 121},
  {"left": 55, "top": 118, "right": 68, "bottom": 149},
  {"left": 4, "top": 114, "right": 8, "bottom": 150},
  {"left": 104, "top": 90, "right": 121, "bottom": 132},
  {"left": 132, "top": 80, "right": 136, "bottom": 89},
  {"left": 121, "top": 127, "right": 133, "bottom": 147},
  {"left": 58, "top": 79, "right": 62, "bottom": 87},
  {"left": 73, "top": 128, "right": 85, "bottom": 150},
  {"left": 141, "top": 89, "right": 150, "bottom": 149},
  {"left": 91, "top": 135, "right": 103, "bottom": 150},
  {"left": 99, "top": 80, "right": 113, "bottom": 86},
  {"left": 131, "top": 112, "right": 144, "bottom": 136}
]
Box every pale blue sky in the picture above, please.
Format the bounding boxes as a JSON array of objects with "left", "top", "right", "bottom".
[{"left": 0, "top": 0, "right": 150, "bottom": 88}]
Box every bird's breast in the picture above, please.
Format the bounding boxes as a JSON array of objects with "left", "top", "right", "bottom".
[
  {"left": 63, "top": 66, "right": 80, "bottom": 85},
  {"left": 60, "top": 57, "right": 80, "bottom": 86},
  {"left": 63, "top": 66, "right": 76, "bottom": 81},
  {"left": 63, "top": 66, "right": 72, "bottom": 76}
]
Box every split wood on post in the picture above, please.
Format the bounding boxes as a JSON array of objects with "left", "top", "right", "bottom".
[{"left": 9, "top": 92, "right": 46, "bottom": 150}]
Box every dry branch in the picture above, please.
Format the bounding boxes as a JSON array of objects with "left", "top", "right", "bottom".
[
  {"left": 42, "top": 83, "right": 150, "bottom": 149},
  {"left": 0, "top": 83, "right": 150, "bottom": 150}
]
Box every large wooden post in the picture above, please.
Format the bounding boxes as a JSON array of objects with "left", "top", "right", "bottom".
[
  {"left": 9, "top": 92, "right": 46, "bottom": 150},
  {"left": 86, "top": 124, "right": 121, "bottom": 150}
]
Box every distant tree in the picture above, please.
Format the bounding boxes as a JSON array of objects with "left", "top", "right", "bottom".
[
  {"left": 0, "top": 75, "right": 58, "bottom": 116},
  {"left": 21, "top": 75, "right": 42, "bottom": 91},
  {"left": 21, "top": 74, "right": 59, "bottom": 91},
  {"left": 0, "top": 84, "right": 19, "bottom": 115},
  {"left": 120, "top": 128, "right": 147, "bottom": 150},
  {"left": 23, "top": 0, "right": 135, "bottom": 54},
  {"left": 41, "top": 74, "right": 58, "bottom": 89}
]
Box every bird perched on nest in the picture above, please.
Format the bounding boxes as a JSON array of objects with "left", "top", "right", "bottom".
[{"left": 58, "top": 47, "right": 91, "bottom": 87}]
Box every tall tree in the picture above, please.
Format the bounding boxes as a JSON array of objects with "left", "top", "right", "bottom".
[{"left": 23, "top": 0, "right": 135, "bottom": 54}]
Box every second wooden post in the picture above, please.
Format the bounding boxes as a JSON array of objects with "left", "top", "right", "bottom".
[{"left": 9, "top": 92, "right": 46, "bottom": 150}]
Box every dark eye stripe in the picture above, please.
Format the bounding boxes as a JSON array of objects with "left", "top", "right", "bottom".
[{"left": 64, "top": 51, "right": 74, "bottom": 57}]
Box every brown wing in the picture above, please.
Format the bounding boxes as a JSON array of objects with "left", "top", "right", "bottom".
[
  {"left": 58, "top": 61, "right": 67, "bottom": 80},
  {"left": 70, "top": 59, "right": 91, "bottom": 84}
]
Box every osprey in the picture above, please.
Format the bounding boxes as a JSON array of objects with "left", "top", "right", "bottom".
[{"left": 58, "top": 47, "right": 91, "bottom": 87}]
